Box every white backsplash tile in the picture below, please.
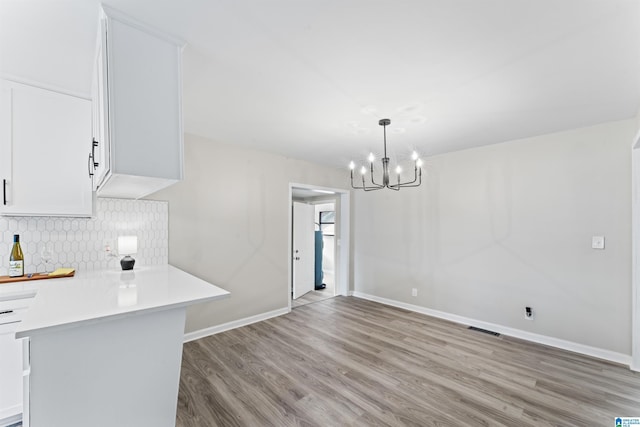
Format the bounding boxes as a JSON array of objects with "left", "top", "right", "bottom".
[{"left": 0, "top": 198, "right": 168, "bottom": 275}]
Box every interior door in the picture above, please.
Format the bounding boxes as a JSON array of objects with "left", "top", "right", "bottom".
[{"left": 293, "top": 202, "right": 315, "bottom": 299}]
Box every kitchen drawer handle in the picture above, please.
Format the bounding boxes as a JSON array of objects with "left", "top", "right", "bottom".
[
  {"left": 92, "top": 138, "right": 100, "bottom": 168},
  {"left": 88, "top": 154, "right": 94, "bottom": 178},
  {"left": 0, "top": 310, "right": 14, "bottom": 316},
  {"left": 2, "top": 179, "right": 5, "bottom": 205}
]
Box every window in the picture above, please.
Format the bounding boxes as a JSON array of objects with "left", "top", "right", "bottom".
[{"left": 319, "top": 211, "right": 335, "bottom": 236}]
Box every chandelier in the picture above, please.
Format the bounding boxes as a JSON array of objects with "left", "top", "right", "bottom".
[{"left": 349, "top": 119, "right": 423, "bottom": 191}]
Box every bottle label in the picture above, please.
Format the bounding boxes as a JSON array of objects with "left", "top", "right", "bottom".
[{"left": 9, "top": 260, "right": 23, "bottom": 277}]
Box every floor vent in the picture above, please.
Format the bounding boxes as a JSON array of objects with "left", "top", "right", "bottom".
[{"left": 468, "top": 326, "right": 500, "bottom": 337}]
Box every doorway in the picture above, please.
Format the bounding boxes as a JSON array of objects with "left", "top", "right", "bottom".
[
  {"left": 292, "top": 200, "right": 337, "bottom": 308},
  {"left": 288, "top": 184, "right": 350, "bottom": 311}
]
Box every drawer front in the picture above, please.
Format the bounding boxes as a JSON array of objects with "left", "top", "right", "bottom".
[
  {"left": 0, "top": 307, "right": 27, "bottom": 327},
  {"left": 0, "top": 298, "right": 33, "bottom": 326}
]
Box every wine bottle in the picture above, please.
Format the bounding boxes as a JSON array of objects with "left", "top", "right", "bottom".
[{"left": 9, "top": 234, "right": 24, "bottom": 277}]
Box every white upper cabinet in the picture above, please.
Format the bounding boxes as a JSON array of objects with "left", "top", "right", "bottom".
[
  {"left": 90, "top": 23, "right": 109, "bottom": 193},
  {"left": 91, "top": 6, "right": 185, "bottom": 199},
  {"left": 0, "top": 80, "right": 93, "bottom": 217}
]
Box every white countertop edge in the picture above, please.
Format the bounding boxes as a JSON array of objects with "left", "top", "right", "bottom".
[
  {"left": 16, "top": 292, "right": 229, "bottom": 339},
  {"left": 11, "top": 265, "right": 231, "bottom": 339}
]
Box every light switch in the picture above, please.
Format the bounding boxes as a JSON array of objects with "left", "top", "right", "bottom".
[{"left": 592, "top": 236, "right": 605, "bottom": 250}]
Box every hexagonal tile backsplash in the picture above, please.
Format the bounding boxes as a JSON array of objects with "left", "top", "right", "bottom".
[{"left": 0, "top": 198, "right": 168, "bottom": 275}]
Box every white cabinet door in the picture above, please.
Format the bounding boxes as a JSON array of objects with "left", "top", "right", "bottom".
[
  {"left": 0, "top": 322, "right": 23, "bottom": 424},
  {"left": 93, "top": 6, "right": 184, "bottom": 200},
  {"left": 90, "top": 19, "right": 109, "bottom": 192},
  {"left": 0, "top": 81, "right": 93, "bottom": 217},
  {"left": 0, "top": 296, "right": 32, "bottom": 426}
]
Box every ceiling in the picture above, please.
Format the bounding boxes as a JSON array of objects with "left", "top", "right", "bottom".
[
  {"left": 291, "top": 187, "right": 337, "bottom": 202},
  {"left": 1, "top": 0, "right": 638, "bottom": 169}
]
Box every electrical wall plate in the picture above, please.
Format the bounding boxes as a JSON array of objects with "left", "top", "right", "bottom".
[
  {"left": 592, "top": 236, "right": 605, "bottom": 249},
  {"left": 525, "top": 306, "right": 533, "bottom": 320}
]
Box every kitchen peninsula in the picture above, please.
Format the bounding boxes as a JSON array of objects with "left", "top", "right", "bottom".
[{"left": 11, "top": 265, "right": 229, "bottom": 427}]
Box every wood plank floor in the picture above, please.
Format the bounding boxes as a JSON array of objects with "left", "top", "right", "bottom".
[
  {"left": 176, "top": 296, "right": 640, "bottom": 427},
  {"left": 292, "top": 272, "right": 335, "bottom": 309},
  {"left": 291, "top": 287, "right": 335, "bottom": 308}
]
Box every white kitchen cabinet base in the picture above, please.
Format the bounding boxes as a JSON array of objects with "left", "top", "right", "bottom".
[
  {"left": 0, "top": 328, "right": 22, "bottom": 423},
  {"left": 13, "top": 265, "right": 229, "bottom": 426},
  {"left": 0, "top": 297, "right": 31, "bottom": 427},
  {"left": 29, "top": 307, "right": 186, "bottom": 427}
]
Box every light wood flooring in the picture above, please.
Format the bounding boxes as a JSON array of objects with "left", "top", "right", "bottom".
[
  {"left": 292, "top": 274, "right": 335, "bottom": 308},
  {"left": 176, "top": 296, "right": 640, "bottom": 426}
]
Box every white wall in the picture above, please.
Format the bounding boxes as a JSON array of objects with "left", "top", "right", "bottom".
[
  {"left": 353, "top": 119, "right": 634, "bottom": 355},
  {"left": 630, "top": 112, "right": 640, "bottom": 369},
  {"left": 153, "top": 133, "right": 345, "bottom": 334}
]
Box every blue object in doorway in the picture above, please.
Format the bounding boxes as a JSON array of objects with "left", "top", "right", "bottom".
[{"left": 314, "top": 230, "right": 325, "bottom": 290}]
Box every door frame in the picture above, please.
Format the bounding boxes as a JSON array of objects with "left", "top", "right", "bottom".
[{"left": 288, "top": 183, "right": 350, "bottom": 312}]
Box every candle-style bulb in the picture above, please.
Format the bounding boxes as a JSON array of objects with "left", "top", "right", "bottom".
[
  {"left": 349, "top": 161, "right": 355, "bottom": 170},
  {"left": 395, "top": 165, "right": 402, "bottom": 174},
  {"left": 411, "top": 151, "right": 419, "bottom": 161},
  {"left": 416, "top": 158, "right": 423, "bottom": 168},
  {"left": 360, "top": 166, "right": 367, "bottom": 175},
  {"left": 368, "top": 152, "right": 375, "bottom": 163}
]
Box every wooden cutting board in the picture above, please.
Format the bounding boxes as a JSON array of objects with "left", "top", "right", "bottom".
[{"left": 0, "top": 270, "right": 75, "bottom": 284}]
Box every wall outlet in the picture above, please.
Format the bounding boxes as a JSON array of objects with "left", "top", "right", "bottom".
[
  {"left": 525, "top": 306, "right": 533, "bottom": 320},
  {"left": 411, "top": 288, "right": 418, "bottom": 297},
  {"left": 104, "top": 240, "right": 116, "bottom": 257},
  {"left": 592, "top": 236, "right": 605, "bottom": 249}
]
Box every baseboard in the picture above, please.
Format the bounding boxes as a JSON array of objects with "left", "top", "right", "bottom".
[
  {"left": 352, "top": 291, "right": 632, "bottom": 367},
  {"left": 183, "top": 307, "right": 290, "bottom": 343}
]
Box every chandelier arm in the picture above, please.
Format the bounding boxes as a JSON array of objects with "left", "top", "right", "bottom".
[
  {"left": 369, "top": 162, "right": 384, "bottom": 187},
  {"left": 402, "top": 165, "right": 420, "bottom": 185},
  {"left": 389, "top": 169, "right": 422, "bottom": 189},
  {"left": 350, "top": 171, "right": 365, "bottom": 190},
  {"left": 351, "top": 171, "right": 383, "bottom": 191},
  {"left": 386, "top": 174, "right": 401, "bottom": 191},
  {"left": 363, "top": 171, "right": 384, "bottom": 190},
  {"left": 390, "top": 182, "right": 421, "bottom": 189}
]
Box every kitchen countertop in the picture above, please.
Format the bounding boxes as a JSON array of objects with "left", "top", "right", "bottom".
[
  {"left": 0, "top": 279, "right": 40, "bottom": 302},
  {"left": 10, "top": 265, "right": 229, "bottom": 338}
]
